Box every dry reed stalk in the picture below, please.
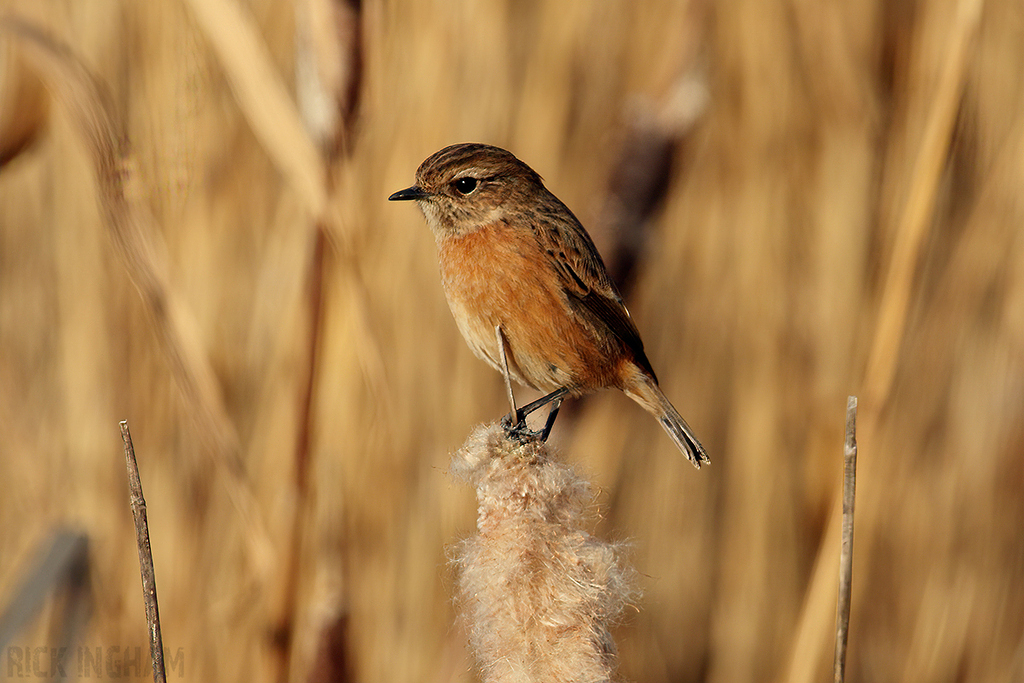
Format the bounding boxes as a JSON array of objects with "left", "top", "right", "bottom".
[
  {"left": 120, "top": 421, "right": 166, "bottom": 683},
  {"left": 181, "top": 3, "right": 371, "bottom": 675},
  {"left": 2, "top": 16, "right": 272, "bottom": 572},
  {"left": 272, "top": 225, "right": 331, "bottom": 683},
  {"left": 862, "top": 0, "right": 984, "bottom": 406},
  {"left": 598, "top": 71, "right": 708, "bottom": 292},
  {"left": 185, "top": 0, "right": 388, "bottom": 406},
  {"left": 784, "top": 0, "right": 983, "bottom": 680},
  {"left": 451, "top": 423, "right": 636, "bottom": 683},
  {"left": 180, "top": 0, "right": 327, "bottom": 218},
  {"left": 833, "top": 397, "right": 857, "bottom": 683},
  {"left": 295, "top": 0, "right": 362, "bottom": 157}
]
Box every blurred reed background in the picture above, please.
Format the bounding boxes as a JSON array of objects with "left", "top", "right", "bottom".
[{"left": 0, "top": 0, "right": 1022, "bottom": 681}]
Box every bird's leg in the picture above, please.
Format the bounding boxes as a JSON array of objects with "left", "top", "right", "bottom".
[
  {"left": 537, "top": 395, "right": 565, "bottom": 442},
  {"left": 491, "top": 347, "right": 569, "bottom": 443},
  {"left": 494, "top": 326, "right": 571, "bottom": 442},
  {"left": 495, "top": 326, "right": 519, "bottom": 426},
  {"left": 501, "top": 387, "right": 569, "bottom": 446},
  {"left": 515, "top": 387, "right": 569, "bottom": 421},
  {"left": 502, "top": 387, "right": 570, "bottom": 442}
]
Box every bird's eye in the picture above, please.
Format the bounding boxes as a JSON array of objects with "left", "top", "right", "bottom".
[{"left": 453, "top": 177, "right": 478, "bottom": 195}]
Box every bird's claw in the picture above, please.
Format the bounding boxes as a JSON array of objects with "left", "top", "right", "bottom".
[{"left": 501, "top": 413, "right": 543, "bottom": 444}]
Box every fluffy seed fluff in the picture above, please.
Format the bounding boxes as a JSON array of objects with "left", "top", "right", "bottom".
[{"left": 450, "top": 423, "right": 637, "bottom": 683}]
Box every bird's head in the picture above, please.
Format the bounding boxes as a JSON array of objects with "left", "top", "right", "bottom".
[{"left": 389, "top": 143, "right": 546, "bottom": 238}]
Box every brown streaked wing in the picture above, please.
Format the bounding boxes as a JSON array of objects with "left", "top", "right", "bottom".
[{"left": 531, "top": 203, "right": 658, "bottom": 382}]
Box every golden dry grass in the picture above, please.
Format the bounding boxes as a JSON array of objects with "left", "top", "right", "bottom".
[{"left": 1, "top": 0, "right": 1022, "bottom": 682}]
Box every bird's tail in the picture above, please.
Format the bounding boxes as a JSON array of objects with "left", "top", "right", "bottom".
[{"left": 624, "top": 375, "right": 710, "bottom": 469}]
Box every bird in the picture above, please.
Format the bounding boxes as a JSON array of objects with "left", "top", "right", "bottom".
[{"left": 389, "top": 143, "right": 709, "bottom": 468}]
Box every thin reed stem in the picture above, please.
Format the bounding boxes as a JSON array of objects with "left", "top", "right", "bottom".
[
  {"left": 833, "top": 397, "right": 858, "bottom": 683},
  {"left": 121, "top": 421, "right": 166, "bottom": 683}
]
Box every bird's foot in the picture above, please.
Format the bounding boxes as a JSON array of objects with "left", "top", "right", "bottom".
[{"left": 501, "top": 412, "right": 544, "bottom": 444}]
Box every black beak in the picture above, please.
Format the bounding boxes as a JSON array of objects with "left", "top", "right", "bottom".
[{"left": 388, "top": 186, "right": 429, "bottom": 201}]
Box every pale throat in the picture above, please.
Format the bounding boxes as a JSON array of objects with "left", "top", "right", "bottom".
[{"left": 417, "top": 200, "right": 445, "bottom": 237}]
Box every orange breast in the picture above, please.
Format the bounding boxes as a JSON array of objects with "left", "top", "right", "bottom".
[{"left": 436, "top": 222, "right": 622, "bottom": 393}]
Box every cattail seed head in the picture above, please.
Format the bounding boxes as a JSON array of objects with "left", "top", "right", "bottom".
[{"left": 451, "top": 423, "right": 637, "bottom": 683}]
